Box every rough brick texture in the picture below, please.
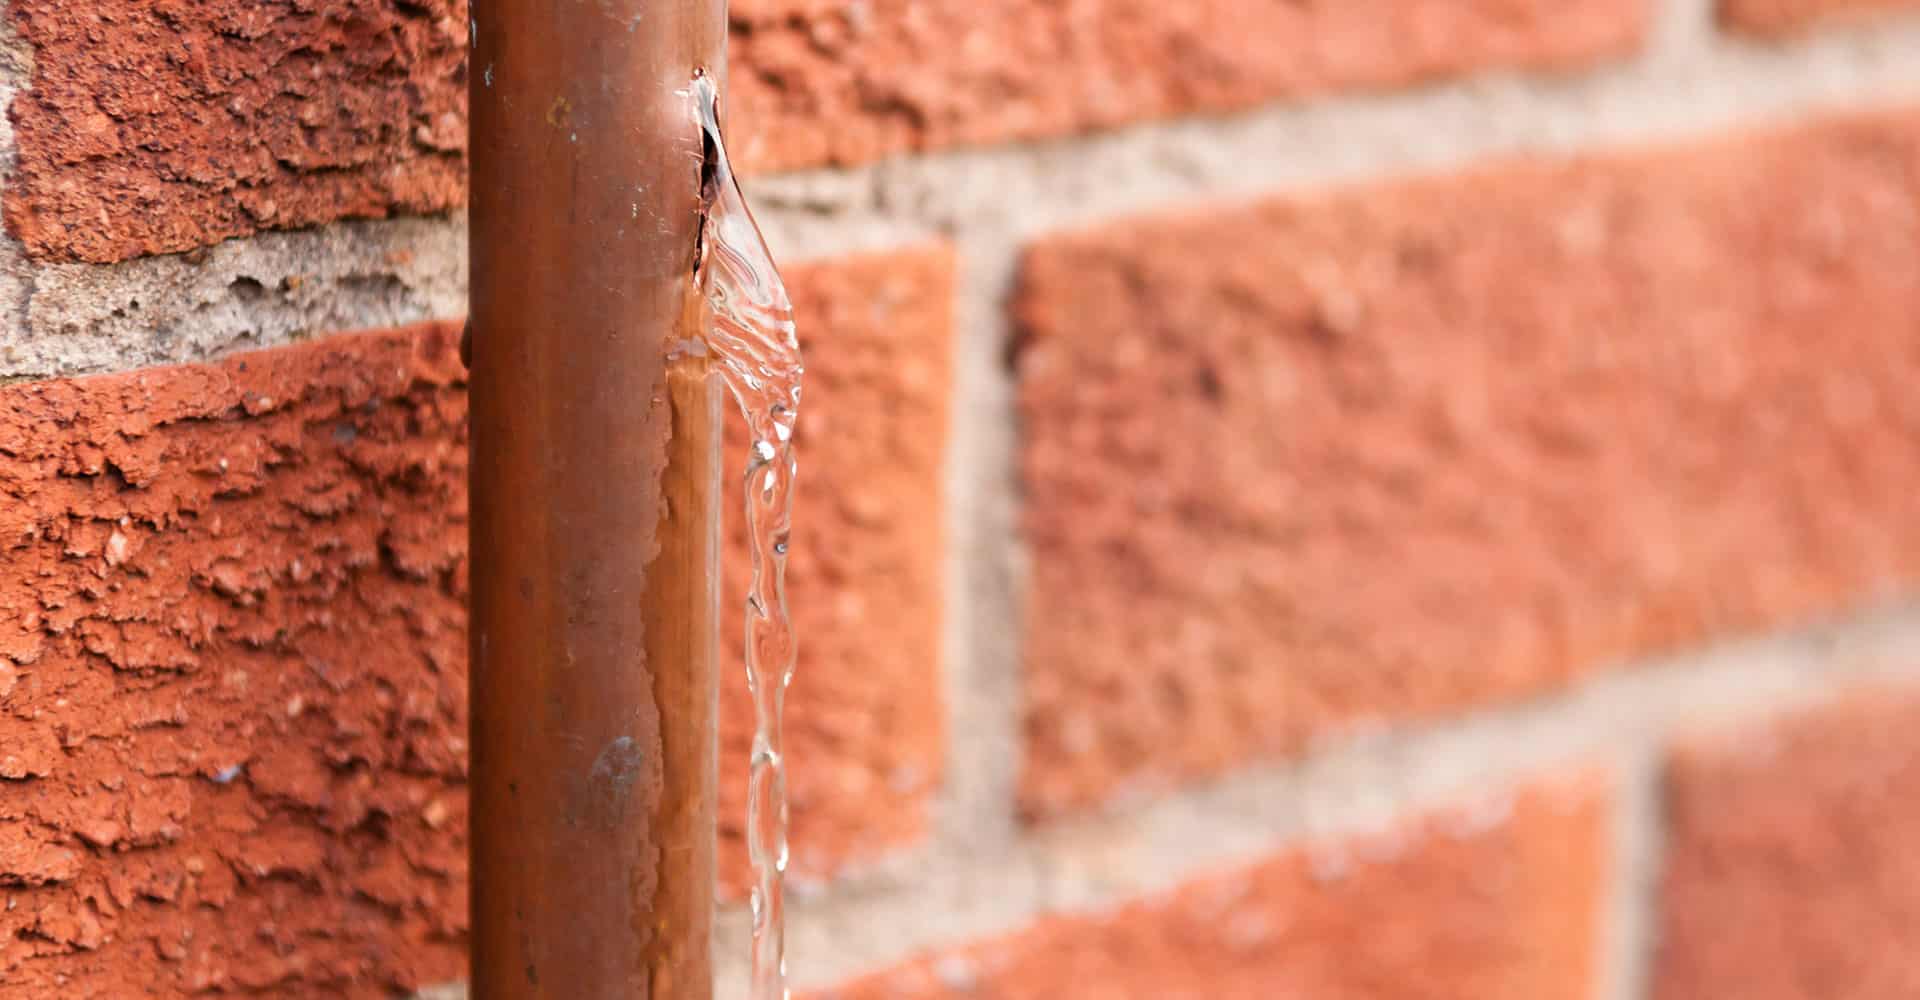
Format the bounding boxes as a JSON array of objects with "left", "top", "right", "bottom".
[
  {"left": 5, "top": 0, "right": 468, "bottom": 263},
  {"left": 1719, "top": 0, "right": 1920, "bottom": 35},
  {"left": 0, "top": 324, "right": 470, "bottom": 997},
  {"left": 0, "top": 248, "right": 954, "bottom": 993},
  {"left": 1655, "top": 688, "right": 1920, "bottom": 999},
  {"left": 719, "top": 247, "right": 954, "bottom": 894},
  {"left": 727, "top": 0, "right": 1649, "bottom": 173},
  {"left": 1014, "top": 110, "right": 1920, "bottom": 817},
  {"left": 4, "top": 0, "right": 1650, "bottom": 262},
  {"left": 820, "top": 777, "right": 1608, "bottom": 1000}
]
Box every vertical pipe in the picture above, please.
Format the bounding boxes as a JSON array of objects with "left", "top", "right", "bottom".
[{"left": 468, "top": 1, "right": 726, "bottom": 997}]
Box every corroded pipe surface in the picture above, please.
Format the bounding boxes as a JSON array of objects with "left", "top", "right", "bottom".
[{"left": 468, "top": 1, "right": 726, "bottom": 996}]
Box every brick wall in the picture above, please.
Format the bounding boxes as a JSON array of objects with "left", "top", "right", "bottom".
[{"left": 3, "top": 1, "right": 1920, "bottom": 998}]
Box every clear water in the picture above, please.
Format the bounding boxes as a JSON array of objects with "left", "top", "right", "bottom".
[{"left": 692, "top": 73, "right": 802, "bottom": 1000}]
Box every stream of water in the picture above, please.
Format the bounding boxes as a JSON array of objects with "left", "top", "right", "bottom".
[{"left": 692, "top": 72, "right": 803, "bottom": 1000}]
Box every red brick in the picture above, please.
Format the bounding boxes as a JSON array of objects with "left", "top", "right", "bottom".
[
  {"left": 727, "top": 0, "right": 1649, "bottom": 173},
  {"left": 1719, "top": 0, "right": 1920, "bottom": 35},
  {"left": 719, "top": 247, "right": 955, "bottom": 894},
  {"left": 5, "top": 0, "right": 468, "bottom": 263},
  {"left": 1655, "top": 688, "right": 1920, "bottom": 999},
  {"left": 4, "top": 1, "right": 1650, "bottom": 262},
  {"left": 0, "top": 324, "right": 471, "bottom": 997},
  {"left": 1014, "top": 110, "right": 1920, "bottom": 817},
  {"left": 0, "top": 248, "right": 954, "bottom": 992},
  {"left": 821, "top": 776, "right": 1609, "bottom": 1000}
]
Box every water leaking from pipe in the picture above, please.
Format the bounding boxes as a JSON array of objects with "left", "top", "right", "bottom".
[{"left": 688, "top": 71, "right": 804, "bottom": 1000}]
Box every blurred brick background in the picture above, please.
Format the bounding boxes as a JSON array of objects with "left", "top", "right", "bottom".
[{"left": 3, "top": 1, "right": 1920, "bottom": 997}]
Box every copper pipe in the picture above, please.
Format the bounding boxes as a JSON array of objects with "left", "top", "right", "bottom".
[{"left": 468, "top": 1, "right": 726, "bottom": 996}]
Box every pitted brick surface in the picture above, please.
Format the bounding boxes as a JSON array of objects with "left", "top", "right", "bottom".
[
  {"left": 5, "top": 0, "right": 467, "bottom": 263},
  {"left": 1015, "top": 110, "right": 1920, "bottom": 816},
  {"left": 725, "top": 0, "right": 1648, "bottom": 172},
  {"left": 0, "top": 324, "right": 470, "bottom": 996}
]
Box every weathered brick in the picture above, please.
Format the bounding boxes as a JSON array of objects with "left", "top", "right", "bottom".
[
  {"left": 1655, "top": 688, "right": 1920, "bottom": 999},
  {"left": 0, "top": 248, "right": 955, "bottom": 992},
  {"left": 5, "top": 0, "right": 468, "bottom": 264},
  {"left": 820, "top": 776, "right": 1609, "bottom": 1000},
  {"left": 1014, "top": 110, "right": 1920, "bottom": 817},
  {"left": 0, "top": 323, "right": 471, "bottom": 997},
  {"left": 720, "top": 247, "right": 955, "bottom": 894},
  {"left": 4, "top": 1, "right": 1650, "bottom": 262},
  {"left": 1719, "top": 0, "right": 1920, "bottom": 35},
  {"left": 727, "top": 0, "right": 1650, "bottom": 173}
]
